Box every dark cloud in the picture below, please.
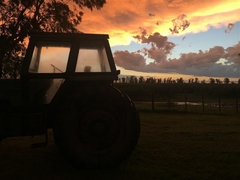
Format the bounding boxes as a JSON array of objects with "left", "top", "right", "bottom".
[
  {"left": 169, "top": 14, "right": 190, "bottom": 34},
  {"left": 114, "top": 31, "right": 240, "bottom": 78},
  {"left": 179, "top": 64, "right": 240, "bottom": 77},
  {"left": 145, "top": 46, "right": 225, "bottom": 70},
  {"left": 132, "top": 30, "right": 176, "bottom": 64},
  {"left": 114, "top": 50, "right": 146, "bottom": 71},
  {"left": 223, "top": 42, "right": 240, "bottom": 64},
  {"left": 108, "top": 11, "right": 138, "bottom": 26},
  {"left": 148, "top": 13, "right": 155, "bottom": 16},
  {"left": 146, "top": 47, "right": 167, "bottom": 63},
  {"left": 224, "top": 23, "right": 234, "bottom": 33},
  {"left": 133, "top": 30, "right": 167, "bottom": 48}
]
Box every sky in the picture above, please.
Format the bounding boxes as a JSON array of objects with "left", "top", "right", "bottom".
[{"left": 78, "top": 0, "right": 240, "bottom": 82}]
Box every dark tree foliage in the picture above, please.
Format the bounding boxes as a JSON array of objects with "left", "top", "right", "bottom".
[{"left": 0, "top": 0, "right": 106, "bottom": 78}]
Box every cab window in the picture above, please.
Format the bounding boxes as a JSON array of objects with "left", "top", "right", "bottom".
[
  {"left": 75, "top": 41, "right": 111, "bottom": 72},
  {"left": 29, "top": 41, "right": 71, "bottom": 73}
]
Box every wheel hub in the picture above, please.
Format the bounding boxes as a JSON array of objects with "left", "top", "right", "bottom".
[
  {"left": 93, "top": 122, "right": 106, "bottom": 137},
  {"left": 79, "top": 110, "right": 120, "bottom": 154}
]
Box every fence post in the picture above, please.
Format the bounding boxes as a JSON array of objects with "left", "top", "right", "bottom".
[
  {"left": 218, "top": 96, "right": 221, "bottom": 113},
  {"left": 236, "top": 94, "right": 239, "bottom": 113},
  {"left": 184, "top": 92, "right": 187, "bottom": 112},
  {"left": 152, "top": 94, "right": 155, "bottom": 111},
  {"left": 202, "top": 94, "right": 204, "bottom": 113},
  {"left": 168, "top": 94, "right": 171, "bottom": 110}
]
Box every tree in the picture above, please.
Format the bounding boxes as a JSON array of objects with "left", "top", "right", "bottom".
[
  {"left": 130, "top": 76, "right": 137, "bottom": 83},
  {"left": 216, "top": 79, "right": 222, "bottom": 84},
  {"left": 167, "top": 77, "right": 172, "bottom": 83},
  {"left": 0, "top": 0, "right": 106, "bottom": 78},
  {"left": 224, "top": 77, "right": 230, "bottom": 84},
  {"left": 146, "top": 77, "right": 156, "bottom": 83},
  {"left": 194, "top": 77, "right": 199, "bottom": 83},
  {"left": 163, "top": 78, "right": 166, "bottom": 83},
  {"left": 188, "top": 78, "right": 194, "bottom": 83},
  {"left": 209, "top": 78, "right": 215, "bottom": 84},
  {"left": 157, "top": 78, "right": 162, "bottom": 83},
  {"left": 121, "top": 77, "right": 126, "bottom": 83},
  {"left": 177, "top": 77, "right": 184, "bottom": 83},
  {"left": 139, "top": 76, "right": 145, "bottom": 83}
]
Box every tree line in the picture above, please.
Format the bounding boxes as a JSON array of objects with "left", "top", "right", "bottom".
[{"left": 115, "top": 76, "right": 240, "bottom": 84}]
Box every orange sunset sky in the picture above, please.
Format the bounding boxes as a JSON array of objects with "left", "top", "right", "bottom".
[{"left": 78, "top": 0, "right": 240, "bottom": 81}]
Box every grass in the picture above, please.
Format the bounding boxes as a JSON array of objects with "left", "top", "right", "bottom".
[{"left": 1, "top": 112, "right": 240, "bottom": 180}]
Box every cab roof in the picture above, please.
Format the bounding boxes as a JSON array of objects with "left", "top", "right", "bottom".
[{"left": 29, "top": 32, "right": 109, "bottom": 40}]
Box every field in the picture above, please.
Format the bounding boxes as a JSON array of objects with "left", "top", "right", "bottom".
[{"left": 1, "top": 111, "right": 240, "bottom": 180}]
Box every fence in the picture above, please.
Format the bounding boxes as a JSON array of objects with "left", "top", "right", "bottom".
[
  {"left": 146, "top": 93, "right": 239, "bottom": 114},
  {"left": 114, "top": 83, "right": 240, "bottom": 114}
]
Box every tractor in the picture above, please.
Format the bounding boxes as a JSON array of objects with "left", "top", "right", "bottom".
[{"left": 0, "top": 32, "right": 140, "bottom": 168}]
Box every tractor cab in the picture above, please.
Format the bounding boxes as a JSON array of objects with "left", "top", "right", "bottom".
[{"left": 21, "top": 32, "right": 120, "bottom": 105}]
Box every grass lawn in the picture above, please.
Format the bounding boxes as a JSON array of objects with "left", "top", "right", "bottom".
[{"left": 0, "top": 112, "right": 240, "bottom": 180}]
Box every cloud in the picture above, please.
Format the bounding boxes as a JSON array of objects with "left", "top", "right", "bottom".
[
  {"left": 114, "top": 31, "right": 240, "bottom": 78},
  {"left": 134, "top": 30, "right": 170, "bottom": 49},
  {"left": 114, "top": 50, "right": 146, "bottom": 71},
  {"left": 132, "top": 29, "right": 176, "bottom": 63},
  {"left": 225, "top": 23, "right": 234, "bottom": 33},
  {"left": 167, "top": 46, "right": 225, "bottom": 68},
  {"left": 169, "top": 14, "right": 190, "bottom": 34},
  {"left": 149, "top": 13, "right": 155, "bottom": 17},
  {"left": 224, "top": 42, "right": 240, "bottom": 65},
  {"left": 79, "top": 0, "right": 239, "bottom": 45},
  {"left": 107, "top": 10, "right": 139, "bottom": 28}
]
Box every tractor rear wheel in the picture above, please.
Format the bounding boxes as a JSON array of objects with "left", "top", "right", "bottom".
[{"left": 53, "top": 87, "right": 140, "bottom": 168}]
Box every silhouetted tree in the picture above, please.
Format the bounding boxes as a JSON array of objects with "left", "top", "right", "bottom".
[
  {"left": 167, "top": 77, "right": 172, "bottom": 83},
  {"left": 130, "top": 76, "right": 138, "bottom": 83},
  {"left": 146, "top": 77, "right": 156, "bottom": 83},
  {"left": 134, "top": 77, "right": 138, "bottom": 83},
  {"left": 126, "top": 76, "right": 130, "bottom": 83},
  {"left": 177, "top": 77, "right": 184, "bottom": 83},
  {"left": 117, "top": 78, "right": 121, "bottom": 83},
  {"left": 216, "top": 79, "right": 222, "bottom": 84},
  {"left": 122, "top": 77, "right": 126, "bottom": 83},
  {"left": 0, "top": 0, "right": 106, "bottom": 78},
  {"left": 157, "top": 78, "right": 162, "bottom": 83},
  {"left": 188, "top": 78, "right": 194, "bottom": 83},
  {"left": 209, "top": 78, "right": 215, "bottom": 84},
  {"left": 139, "top": 76, "right": 145, "bottom": 83},
  {"left": 194, "top": 78, "right": 199, "bottom": 83},
  {"left": 163, "top": 78, "right": 167, "bottom": 83},
  {"left": 224, "top": 77, "right": 230, "bottom": 84}
]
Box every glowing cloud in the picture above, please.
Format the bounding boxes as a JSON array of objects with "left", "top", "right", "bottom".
[{"left": 78, "top": 0, "right": 239, "bottom": 45}]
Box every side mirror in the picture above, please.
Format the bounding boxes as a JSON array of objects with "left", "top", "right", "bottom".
[{"left": 116, "top": 70, "right": 120, "bottom": 75}]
